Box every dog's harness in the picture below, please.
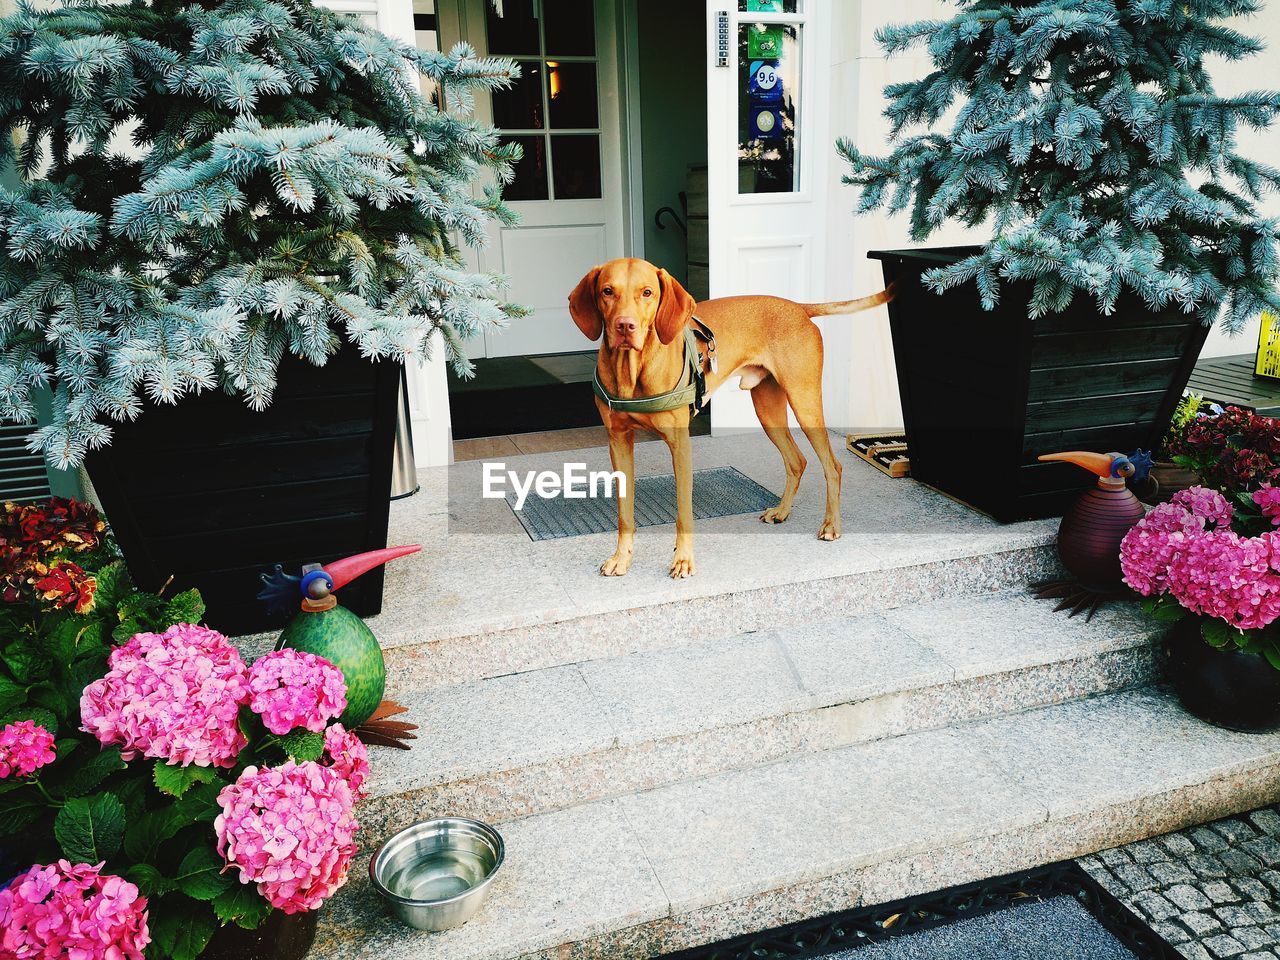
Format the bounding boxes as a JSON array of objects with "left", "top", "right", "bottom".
[{"left": 591, "top": 317, "right": 717, "bottom": 416}]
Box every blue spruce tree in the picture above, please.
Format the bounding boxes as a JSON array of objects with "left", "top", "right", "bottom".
[
  {"left": 0, "top": 0, "right": 523, "bottom": 466},
  {"left": 839, "top": 0, "right": 1280, "bottom": 330}
]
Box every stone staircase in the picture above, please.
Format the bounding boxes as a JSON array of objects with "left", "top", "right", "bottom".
[{"left": 295, "top": 435, "right": 1280, "bottom": 960}]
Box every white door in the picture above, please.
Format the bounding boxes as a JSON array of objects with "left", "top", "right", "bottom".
[
  {"left": 439, "top": 0, "right": 628, "bottom": 359},
  {"left": 704, "top": 0, "right": 831, "bottom": 431},
  {"left": 316, "top": 0, "right": 454, "bottom": 466}
]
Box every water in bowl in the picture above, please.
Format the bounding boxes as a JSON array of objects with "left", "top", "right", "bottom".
[{"left": 386, "top": 846, "right": 490, "bottom": 902}]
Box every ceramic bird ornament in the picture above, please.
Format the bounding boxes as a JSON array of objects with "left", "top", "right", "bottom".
[
  {"left": 259, "top": 544, "right": 421, "bottom": 748},
  {"left": 1032, "top": 450, "right": 1153, "bottom": 619}
]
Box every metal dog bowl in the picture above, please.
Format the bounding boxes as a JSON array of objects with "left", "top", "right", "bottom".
[{"left": 369, "top": 817, "right": 505, "bottom": 931}]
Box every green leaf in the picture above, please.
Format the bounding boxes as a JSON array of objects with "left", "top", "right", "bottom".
[
  {"left": 54, "top": 793, "right": 126, "bottom": 862},
  {"left": 278, "top": 729, "right": 325, "bottom": 761},
  {"left": 0, "top": 795, "right": 46, "bottom": 836},
  {"left": 163, "top": 589, "right": 205, "bottom": 627},
  {"left": 126, "top": 863, "right": 176, "bottom": 896},
  {"left": 153, "top": 761, "right": 217, "bottom": 798},
  {"left": 175, "top": 846, "right": 233, "bottom": 901},
  {"left": 1153, "top": 602, "right": 1188, "bottom": 623},
  {"left": 1, "top": 644, "right": 42, "bottom": 684},
  {"left": 124, "top": 807, "right": 188, "bottom": 863},
  {"left": 152, "top": 902, "right": 217, "bottom": 960},
  {"left": 1202, "top": 619, "right": 1242, "bottom": 650},
  {"left": 1263, "top": 642, "right": 1280, "bottom": 672},
  {"left": 173, "top": 782, "right": 222, "bottom": 824},
  {"left": 0, "top": 675, "right": 26, "bottom": 713},
  {"left": 49, "top": 746, "right": 125, "bottom": 798},
  {"left": 213, "top": 884, "right": 273, "bottom": 931},
  {"left": 91, "top": 561, "right": 130, "bottom": 612}
]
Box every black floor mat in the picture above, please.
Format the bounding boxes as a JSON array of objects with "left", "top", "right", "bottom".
[{"left": 661, "top": 862, "right": 1180, "bottom": 960}]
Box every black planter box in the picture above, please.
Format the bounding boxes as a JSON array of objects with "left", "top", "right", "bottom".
[
  {"left": 87, "top": 348, "right": 402, "bottom": 636},
  {"left": 870, "top": 247, "right": 1210, "bottom": 522}
]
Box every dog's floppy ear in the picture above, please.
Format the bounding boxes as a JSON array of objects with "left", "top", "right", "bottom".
[
  {"left": 568, "top": 267, "right": 603, "bottom": 341},
  {"left": 655, "top": 268, "right": 695, "bottom": 345}
]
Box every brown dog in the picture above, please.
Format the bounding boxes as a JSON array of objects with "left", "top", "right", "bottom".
[{"left": 568, "top": 258, "right": 893, "bottom": 579}]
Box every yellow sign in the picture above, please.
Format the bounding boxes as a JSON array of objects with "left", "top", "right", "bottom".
[{"left": 1259, "top": 311, "right": 1280, "bottom": 380}]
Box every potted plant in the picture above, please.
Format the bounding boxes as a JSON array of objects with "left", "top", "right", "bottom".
[
  {"left": 1121, "top": 476, "right": 1280, "bottom": 732},
  {"left": 1143, "top": 393, "right": 1216, "bottom": 503},
  {"left": 840, "top": 1, "right": 1280, "bottom": 522},
  {"left": 0, "top": 0, "right": 523, "bottom": 634},
  {"left": 0, "top": 497, "right": 373, "bottom": 958}
]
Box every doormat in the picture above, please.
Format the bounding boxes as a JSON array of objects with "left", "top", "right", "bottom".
[
  {"left": 660, "top": 862, "right": 1179, "bottom": 960},
  {"left": 507, "top": 465, "right": 777, "bottom": 541},
  {"left": 846, "top": 432, "right": 910, "bottom": 478}
]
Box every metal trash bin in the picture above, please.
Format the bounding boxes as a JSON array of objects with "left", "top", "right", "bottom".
[{"left": 391, "top": 367, "right": 420, "bottom": 501}]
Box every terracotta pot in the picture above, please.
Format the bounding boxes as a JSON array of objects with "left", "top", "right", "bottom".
[
  {"left": 1145, "top": 461, "right": 1201, "bottom": 504},
  {"left": 1166, "top": 618, "right": 1280, "bottom": 732},
  {"left": 201, "top": 910, "right": 319, "bottom": 960}
]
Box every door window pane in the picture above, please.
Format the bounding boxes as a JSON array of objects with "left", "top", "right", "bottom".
[
  {"left": 492, "top": 60, "right": 544, "bottom": 129},
  {"left": 551, "top": 135, "right": 602, "bottom": 199},
  {"left": 546, "top": 61, "right": 598, "bottom": 129},
  {"left": 738, "top": 24, "right": 801, "bottom": 193},
  {"left": 486, "top": 0, "right": 539, "bottom": 55},
  {"left": 738, "top": 0, "right": 802, "bottom": 11},
  {"left": 504, "top": 135, "right": 549, "bottom": 201},
  {"left": 544, "top": 0, "right": 595, "bottom": 55}
]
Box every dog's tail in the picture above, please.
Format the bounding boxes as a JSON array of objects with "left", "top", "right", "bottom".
[{"left": 802, "top": 282, "right": 896, "bottom": 317}]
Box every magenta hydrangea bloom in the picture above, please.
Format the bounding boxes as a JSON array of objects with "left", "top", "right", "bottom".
[
  {"left": 0, "top": 860, "right": 150, "bottom": 959},
  {"left": 80, "top": 623, "right": 250, "bottom": 768},
  {"left": 247, "top": 649, "right": 347, "bottom": 735},
  {"left": 1255, "top": 485, "right": 1280, "bottom": 527},
  {"left": 0, "top": 720, "right": 56, "bottom": 779},
  {"left": 323, "top": 723, "right": 370, "bottom": 800},
  {"left": 215, "top": 760, "right": 358, "bottom": 913},
  {"left": 1166, "top": 529, "right": 1280, "bottom": 631},
  {"left": 1120, "top": 502, "right": 1205, "bottom": 596},
  {"left": 1170, "top": 486, "right": 1234, "bottom": 528}
]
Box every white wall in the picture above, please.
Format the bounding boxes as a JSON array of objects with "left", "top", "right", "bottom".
[{"left": 826, "top": 0, "right": 1280, "bottom": 432}]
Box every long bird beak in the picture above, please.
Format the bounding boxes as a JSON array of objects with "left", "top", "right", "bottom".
[
  {"left": 1037, "top": 451, "right": 1115, "bottom": 479},
  {"left": 325, "top": 544, "right": 421, "bottom": 590}
]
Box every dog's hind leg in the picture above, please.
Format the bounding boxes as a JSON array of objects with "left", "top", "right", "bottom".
[
  {"left": 750, "top": 375, "right": 806, "bottom": 525},
  {"left": 779, "top": 378, "right": 842, "bottom": 541}
]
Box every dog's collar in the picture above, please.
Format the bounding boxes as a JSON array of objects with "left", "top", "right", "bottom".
[{"left": 592, "top": 318, "right": 714, "bottom": 415}]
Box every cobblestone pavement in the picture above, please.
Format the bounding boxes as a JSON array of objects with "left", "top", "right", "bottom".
[{"left": 1079, "top": 805, "right": 1280, "bottom": 960}]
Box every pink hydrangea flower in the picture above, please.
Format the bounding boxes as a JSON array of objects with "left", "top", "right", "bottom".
[
  {"left": 1255, "top": 485, "right": 1280, "bottom": 527},
  {"left": 1120, "top": 502, "right": 1205, "bottom": 596},
  {"left": 0, "top": 860, "right": 150, "bottom": 959},
  {"left": 80, "top": 623, "right": 250, "bottom": 768},
  {"left": 0, "top": 720, "right": 56, "bottom": 779},
  {"left": 323, "top": 723, "right": 370, "bottom": 800},
  {"left": 1170, "top": 486, "right": 1234, "bottom": 528},
  {"left": 215, "top": 760, "right": 358, "bottom": 913},
  {"left": 247, "top": 649, "right": 347, "bottom": 735},
  {"left": 1167, "top": 529, "right": 1280, "bottom": 631}
]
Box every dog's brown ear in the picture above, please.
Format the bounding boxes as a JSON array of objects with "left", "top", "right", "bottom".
[
  {"left": 655, "top": 268, "right": 695, "bottom": 345},
  {"left": 568, "top": 267, "right": 603, "bottom": 341}
]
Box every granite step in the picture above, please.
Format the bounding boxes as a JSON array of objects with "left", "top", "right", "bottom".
[
  {"left": 312, "top": 687, "right": 1280, "bottom": 960},
  {"left": 354, "top": 589, "right": 1165, "bottom": 844}
]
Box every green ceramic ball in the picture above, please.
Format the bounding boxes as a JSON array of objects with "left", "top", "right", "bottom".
[{"left": 277, "top": 604, "right": 386, "bottom": 727}]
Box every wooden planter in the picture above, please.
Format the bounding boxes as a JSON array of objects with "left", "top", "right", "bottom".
[
  {"left": 86, "top": 348, "right": 401, "bottom": 636},
  {"left": 870, "top": 247, "right": 1210, "bottom": 522}
]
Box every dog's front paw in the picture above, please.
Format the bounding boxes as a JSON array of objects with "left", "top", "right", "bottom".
[
  {"left": 669, "top": 550, "right": 696, "bottom": 579},
  {"left": 600, "top": 551, "right": 633, "bottom": 576},
  {"left": 817, "top": 517, "right": 842, "bottom": 541},
  {"left": 760, "top": 504, "right": 791, "bottom": 524}
]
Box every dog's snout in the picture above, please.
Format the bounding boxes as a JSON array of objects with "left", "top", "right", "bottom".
[{"left": 615, "top": 316, "right": 637, "bottom": 334}]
